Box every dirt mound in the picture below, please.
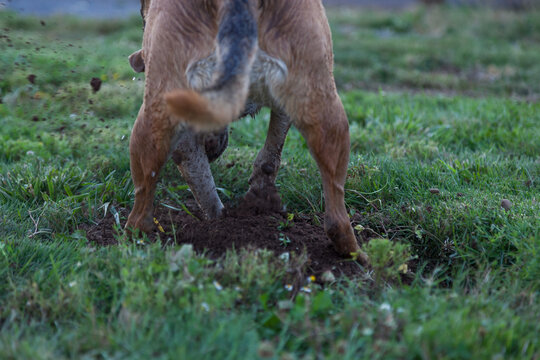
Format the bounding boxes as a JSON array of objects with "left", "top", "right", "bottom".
[{"left": 85, "top": 193, "right": 368, "bottom": 278}]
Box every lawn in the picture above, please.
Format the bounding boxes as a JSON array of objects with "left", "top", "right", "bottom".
[{"left": 0, "top": 5, "right": 539, "bottom": 359}]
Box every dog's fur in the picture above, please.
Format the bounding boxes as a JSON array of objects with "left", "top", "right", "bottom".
[{"left": 125, "top": 0, "right": 367, "bottom": 261}]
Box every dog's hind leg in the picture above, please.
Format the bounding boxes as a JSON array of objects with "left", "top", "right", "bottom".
[
  {"left": 294, "top": 95, "right": 368, "bottom": 264},
  {"left": 171, "top": 130, "right": 224, "bottom": 220},
  {"left": 126, "top": 108, "right": 173, "bottom": 234},
  {"left": 245, "top": 109, "right": 291, "bottom": 210}
]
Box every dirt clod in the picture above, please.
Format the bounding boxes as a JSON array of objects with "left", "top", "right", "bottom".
[
  {"left": 90, "top": 77, "right": 102, "bottom": 93},
  {"left": 429, "top": 188, "right": 440, "bottom": 194},
  {"left": 501, "top": 199, "right": 512, "bottom": 211},
  {"left": 27, "top": 74, "right": 36, "bottom": 84}
]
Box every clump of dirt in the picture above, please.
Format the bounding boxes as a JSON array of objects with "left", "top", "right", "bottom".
[
  {"left": 27, "top": 74, "right": 36, "bottom": 84},
  {"left": 85, "top": 191, "right": 368, "bottom": 278},
  {"left": 90, "top": 77, "right": 102, "bottom": 93}
]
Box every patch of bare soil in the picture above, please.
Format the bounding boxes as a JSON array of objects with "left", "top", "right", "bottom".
[{"left": 85, "top": 193, "right": 369, "bottom": 278}]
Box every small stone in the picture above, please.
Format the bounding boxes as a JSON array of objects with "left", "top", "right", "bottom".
[
  {"left": 257, "top": 341, "right": 275, "bottom": 359},
  {"left": 321, "top": 270, "right": 336, "bottom": 283},
  {"left": 429, "top": 188, "right": 440, "bottom": 194},
  {"left": 278, "top": 300, "right": 293, "bottom": 311},
  {"left": 501, "top": 199, "right": 512, "bottom": 211}
]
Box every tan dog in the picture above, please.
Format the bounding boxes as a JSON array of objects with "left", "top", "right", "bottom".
[{"left": 126, "top": 0, "right": 367, "bottom": 262}]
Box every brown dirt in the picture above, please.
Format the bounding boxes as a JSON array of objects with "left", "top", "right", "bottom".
[{"left": 85, "top": 191, "right": 369, "bottom": 278}]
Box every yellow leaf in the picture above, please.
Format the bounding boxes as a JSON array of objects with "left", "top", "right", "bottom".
[
  {"left": 398, "top": 264, "right": 408, "bottom": 274},
  {"left": 33, "top": 91, "right": 47, "bottom": 99},
  {"left": 153, "top": 217, "right": 165, "bottom": 233}
]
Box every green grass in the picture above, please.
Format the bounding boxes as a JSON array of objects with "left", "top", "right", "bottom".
[{"left": 1, "top": 6, "right": 539, "bottom": 359}]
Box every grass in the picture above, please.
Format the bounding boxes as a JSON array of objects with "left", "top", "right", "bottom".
[{"left": 1, "top": 5, "right": 539, "bottom": 359}]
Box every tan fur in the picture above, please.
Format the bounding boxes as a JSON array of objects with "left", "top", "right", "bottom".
[
  {"left": 164, "top": 90, "right": 212, "bottom": 125},
  {"left": 126, "top": 0, "right": 368, "bottom": 263},
  {"left": 165, "top": 87, "right": 248, "bottom": 131}
]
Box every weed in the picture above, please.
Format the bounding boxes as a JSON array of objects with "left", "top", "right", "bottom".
[{"left": 361, "top": 238, "right": 413, "bottom": 285}]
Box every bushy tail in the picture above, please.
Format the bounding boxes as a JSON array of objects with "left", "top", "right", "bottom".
[{"left": 165, "top": 0, "right": 258, "bottom": 131}]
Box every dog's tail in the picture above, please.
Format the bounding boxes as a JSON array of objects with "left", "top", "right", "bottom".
[{"left": 165, "top": 0, "right": 257, "bottom": 131}]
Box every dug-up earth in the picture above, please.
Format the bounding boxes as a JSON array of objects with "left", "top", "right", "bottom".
[{"left": 86, "top": 189, "right": 372, "bottom": 279}]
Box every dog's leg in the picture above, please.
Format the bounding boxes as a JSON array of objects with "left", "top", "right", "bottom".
[
  {"left": 171, "top": 130, "right": 224, "bottom": 220},
  {"left": 296, "top": 96, "right": 368, "bottom": 263},
  {"left": 246, "top": 109, "right": 291, "bottom": 206},
  {"left": 126, "top": 109, "right": 172, "bottom": 234}
]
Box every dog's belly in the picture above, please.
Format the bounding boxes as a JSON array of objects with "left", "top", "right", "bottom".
[{"left": 186, "top": 50, "right": 288, "bottom": 115}]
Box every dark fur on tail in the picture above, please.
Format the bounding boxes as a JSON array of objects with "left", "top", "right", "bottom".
[{"left": 165, "top": 0, "right": 258, "bottom": 131}]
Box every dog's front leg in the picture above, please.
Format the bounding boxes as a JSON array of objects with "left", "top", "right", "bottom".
[
  {"left": 246, "top": 109, "right": 291, "bottom": 206},
  {"left": 171, "top": 130, "right": 224, "bottom": 220}
]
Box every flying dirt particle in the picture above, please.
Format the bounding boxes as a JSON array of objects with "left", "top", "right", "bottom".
[
  {"left": 40, "top": 20, "right": 46, "bottom": 26},
  {"left": 429, "top": 188, "right": 440, "bottom": 194},
  {"left": 90, "top": 77, "right": 102, "bottom": 93},
  {"left": 88, "top": 99, "right": 93, "bottom": 105},
  {"left": 31, "top": 116, "right": 39, "bottom": 122},
  {"left": 501, "top": 199, "right": 512, "bottom": 211},
  {"left": 27, "top": 74, "right": 36, "bottom": 84}
]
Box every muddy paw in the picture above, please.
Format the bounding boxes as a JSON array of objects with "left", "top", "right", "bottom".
[{"left": 125, "top": 213, "right": 154, "bottom": 235}]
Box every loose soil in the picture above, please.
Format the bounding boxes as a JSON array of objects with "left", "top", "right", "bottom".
[{"left": 85, "top": 193, "right": 370, "bottom": 278}]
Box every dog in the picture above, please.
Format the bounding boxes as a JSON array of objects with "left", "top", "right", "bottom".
[{"left": 125, "top": 0, "right": 368, "bottom": 262}]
